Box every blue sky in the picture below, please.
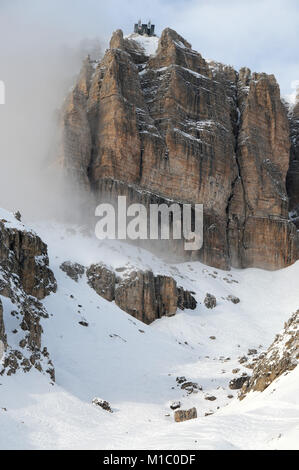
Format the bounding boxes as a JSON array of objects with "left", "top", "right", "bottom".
[{"left": 1, "top": 0, "right": 299, "bottom": 96}]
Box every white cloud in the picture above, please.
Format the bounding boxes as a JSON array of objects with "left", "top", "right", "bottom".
[{"left": 0, "top": 0, "right": 298, "bottom": 217}]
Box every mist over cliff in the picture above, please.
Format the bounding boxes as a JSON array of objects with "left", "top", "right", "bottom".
[
  {"left": 0, "top": 3, "right": 103, "bottom": 220},
  {"left": 1, "top": 0, "right": 299, "bottom": 224}
]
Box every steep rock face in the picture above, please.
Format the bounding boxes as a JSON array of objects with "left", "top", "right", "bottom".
[
  {"left": 115, "top": 271, "right": 179, "bottom": 324},
  {"left": 86, "top": 263, "right": 197, "bottom": 324},
  {"left": 0, "top": 299, "right": 6, "bottom": 356},
  {"left": 0, "top": 212, "right": 56, "bottom": 380},
  {"left": 228, "top": 70, "right": 297, "bottom": 269},
  {"left": 60, "top": 261, "right": 85, "bottom": 282},
  {"left": 116, "top": 270, "right": 197, "bottom": 324},
  {"left": 0, "top": 218, "right": 57, "bottom": 299},
  {"left": 86, "top": 263, "right": 116, "bottom": 301},
  {"left": 59, "top": 56, "right": 94, "bottom": 187},
  {"left": 59, "top": 27, "right": 298, "bottom": 270},
  {"left": 240, "top": 310, "right": 298, "bottom": 398},
  {"left": 287, "top": 96, "right": 299, "bottom": 227}
]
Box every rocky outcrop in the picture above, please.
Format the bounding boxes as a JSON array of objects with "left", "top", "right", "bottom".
[
  {"left": 287, "top": 95, "right": 299, "bottom": 227},
  {"left": 229, "top": 375, "right": 250, "bottom": 390},
  {"left": 0, "top": 218, "right": 57, "bottom": 299},
  {"left": 115, "top": 271, "right": 179, "bottom": 324},
  {"left": 59, "top": 27, "right": 298, "bottom": 270},
  {"left": 60, "top": 261, "right": 85, "bottom": 282},
  {"left": 204, "top": 293, "right": 216, "bottom": 309},
  {"left": 227, "top": 70, "right": 297, "bottom": 269},
  {"left": 177, "top": 286, "right": 197, "bottom": 310},
  {"left": 227, "top": 294, "right": 240, "bottom": 304},
  {"left": 86, "top": 264, "right": 116, "bottom": 301},
  {"left": 86, "top": 263, "right": 197, "bottom": 324},
  {"left": 240, "top": 310, "right": 298, "bottom": 398},
  {"left": 0, "top": 212, "right": 56, "bottom": 380},
  {"left": 174, "top": 407, "right": 197, "bottom": 422},
  {"left": 0, "top": 299, "right": 6, "bottom": 358}
]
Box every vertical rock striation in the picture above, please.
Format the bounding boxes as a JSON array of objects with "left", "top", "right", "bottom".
[
  {"left": 287, "top": 94, "right": 299, "bottom": 227},
  {"left": 59, "top": 27, "right": 298, "bottom": 270},
  {"left": 86, "top": 263, "right": 197, "bottom": 324},
  {"left": 239, "top": 310, "right": 299, "bottom": 398},
  {"left": 0, "top": 212, "right": 56, "bottom": 379},
  {"left": 0, "top": 299, "right": 6, "bottom": 357},
  {"left": 228, "top": 69, "right": 297, "bottom": 269}
]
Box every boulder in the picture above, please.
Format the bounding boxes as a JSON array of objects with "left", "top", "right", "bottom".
[
  {"left": 181, "top": 381, "right": 201, "bottom": 394},
  {"left": 92, "top": 398, "right": 113, "bottom": 413},
  {"left": 174, "top": 407, "right": 197, "bottom": 422},
  {"left": 0, "top": 211, "right": 55, "bottom": 380},
  {"left": 86, "top": 264, "right": 116, "bottom": 302},
  {"left": 60, "top": 261, "right": 85, "bottom": 282},
  {"left": 86, "top": 263, "right": 197, "bottom": 324},
  {"left": 204, "top": 293, "right": 216, "bottom": 309},
  {"left": 227, "top": 295, "right": 240, "bottom": 304},
  {"left": 0, "top": 218, "right": 57, "bottom": 299},
  {"left": 58, "top": 27, "right": 299, "bottom": 270},
  {"left": 0, "top": 299, "right": 6, "bottom": 359},
  {"left": 229, "top": 375, "right": 250, "bottom": 390}
]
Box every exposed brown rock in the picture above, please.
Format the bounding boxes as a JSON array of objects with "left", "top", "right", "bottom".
[
  {"left": 177, "top": 287, "right": 197, "bottom": 310},
  {"left": 181, "top": 381, "right": 201, "bottom": 394},
  {"left": 92, "top": 397, "right": 113, "bottom": 412},
  {"left": 0, "top": 299, "right": 6, "bottom": 356},
  {"left": 59, "top": 56, "right": 94, "bottom": 187},
  {"left": 227, "top": 294, "right": 240, "bottom": 304},
  {"left": 170, "top": 401, "right": 181, "bottom": 410},
  {"left": 86, "top": 263, "right": 116, "bottom": 301},
  {"left": 59, "top": 28, "right": 298, "bottom": 270},
  {"left": 287, "top": 95, "right": 299, "bottom": 226},
  {"left": 227, "top": 70, "right": 298, "bottom": 269},
  {"left": 205, "top": 395, "right": 217, "bottom": 401},
  {"left": 86, "top": 264, "right": 196, "bottom": 324},
  {"left": 0, "top": 214, "right": 56, "bottom": 380},
  {"left": 240, "top": 310, "right": 298, "bottom": 398},
  {"left": 174, "top": 407, "right": 197, "bottom": 422},
  {"left": 60, "top": 261, "right": 85, "bottom": 282},
  {"left": 0, "top": 220, "right": 57, "bottom": 299},
  {"left": 229, "top": 375, "right": 250, "bottom": 390},
  {"left": 115, "top": 271, "right": 177, "bottom": 324},
  {"left": 115, "top": 270, "right": 197, "bottom": 323}
]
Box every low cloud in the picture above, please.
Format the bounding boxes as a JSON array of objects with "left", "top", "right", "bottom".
[{"left": 0, "top": 0, "right": 298, "bottom": 220}]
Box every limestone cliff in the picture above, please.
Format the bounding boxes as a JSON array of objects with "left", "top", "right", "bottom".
[
  {"left": 86, "top": 263, "right": 196, "bottom": 324},
  {"left": 59, "top": 27, "right": 298, "bottom": 270},
  {"left": 287, "top": 95, "right": 299, "bottom": 227},
  {"left": 240, "top": 310, "right": 298, "bottom": 398},
  {"left": 0, "top": 212, "right": 56, "bottom": 380}
]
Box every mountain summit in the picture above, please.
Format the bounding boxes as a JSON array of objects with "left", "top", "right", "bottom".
[{"left": 59, "top": 27, "right": 299, "bottom": 270}]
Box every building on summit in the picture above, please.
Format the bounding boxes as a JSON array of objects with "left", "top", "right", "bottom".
[{"left": 134, "top": 20, "right": 155, "bottom": 36}]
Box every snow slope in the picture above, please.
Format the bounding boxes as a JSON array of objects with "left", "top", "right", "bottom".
[
  {"left": 125, "top": 33, "right": 159, "bottom": 56},
  {"left": 0, "top": 221, "right": 298, "bottom": 450}
]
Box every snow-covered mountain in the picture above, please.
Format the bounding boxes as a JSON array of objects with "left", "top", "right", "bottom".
[{"left": 0, "top": 214, "right": 298, "bottom": 450}]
